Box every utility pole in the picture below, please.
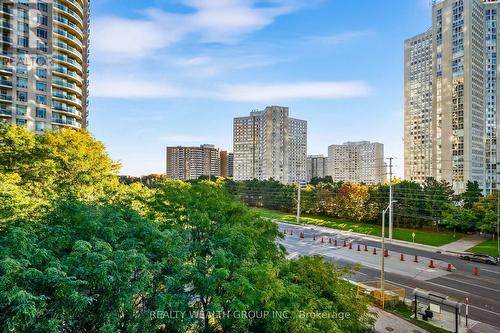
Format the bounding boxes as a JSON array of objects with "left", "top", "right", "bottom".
[
  {"left": 297, "top": 182, "right": 301, "bottom": 225},
  {"left": 387, "top": 157, "right": 394, "bottom": 240},
  {"left": 497, "top": 189, "right": 499, "bottom": 256},
  {"left": 380, "top": 204, "right": 390, "bottom": 309}
]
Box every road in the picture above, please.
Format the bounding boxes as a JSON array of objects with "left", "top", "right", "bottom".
[{"left": 277, "top": 222, "right": 500, "bottom": 331}]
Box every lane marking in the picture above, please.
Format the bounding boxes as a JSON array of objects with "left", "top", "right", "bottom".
[{"left": 437, "top": 276, "right": 500, "bottom": 293}]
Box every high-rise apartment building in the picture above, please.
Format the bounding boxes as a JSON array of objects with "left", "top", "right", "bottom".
[
  {"left": 233, "top": 106, "right": 307, "bottom": 184},
  {"left": 0, "top": 0, "right": 90, "bottom": 132},
  {"left": 306, "top": 155, "right": 327, "bottom": 181},
  {"left": 166, "top": 144, "right": 221, "bottom": 180},
  {"left": 220, "top": 151, "right": 234, "bottom": 178},
  {"left": 327, "top": 141, "right": 385, "bottom": 185},
  {"left": 404, "top": 0, "right": 500, "bottom": 194}
]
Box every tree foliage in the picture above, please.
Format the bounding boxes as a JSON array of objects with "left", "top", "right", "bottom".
[{"left": 0, "top": 125, "right": 374, "bottom": 332}]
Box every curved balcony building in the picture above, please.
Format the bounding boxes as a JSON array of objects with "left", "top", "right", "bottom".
[{"left": 0, "top": 0, "right": 90, "bottom": 132}]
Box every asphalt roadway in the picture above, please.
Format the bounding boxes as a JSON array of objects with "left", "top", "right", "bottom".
[{"left": 277, "top": 222, "right": 500, "bottom": 331}]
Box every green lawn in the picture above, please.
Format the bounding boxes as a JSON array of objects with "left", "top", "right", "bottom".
[
  {"left": 468, "top": 239, "right": 500, "bottom": 257},
  {"left": 252, "top": 207, "right": 464, "bottom": 247}
]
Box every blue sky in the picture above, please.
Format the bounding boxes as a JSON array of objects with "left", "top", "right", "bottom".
[{"left": 88, "top": 0, "right": 433, "bottom": 177}]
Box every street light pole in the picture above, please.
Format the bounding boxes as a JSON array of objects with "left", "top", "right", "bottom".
[
  {"left": 381, "top": 204, "right": 390, "bottom": 309},
  {"left": 497, "top": 189, "right": 499, "bottom": 256},
  {"left": 387, "top": 157, "right": 394, "bottom": 240},
  {"left": 297, "top": 183, "right": 301, "bottom": 225}
]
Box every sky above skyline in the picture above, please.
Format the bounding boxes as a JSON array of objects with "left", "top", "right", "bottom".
[{"left": 88, "top": 0, "right": 434, "bottom": 177}]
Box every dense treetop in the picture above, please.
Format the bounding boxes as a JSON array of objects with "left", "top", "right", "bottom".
[{"left": 0, "top": 125, "right": 374, "bottom": 333}]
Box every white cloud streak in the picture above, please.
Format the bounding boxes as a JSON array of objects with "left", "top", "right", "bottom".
[
  {"left": 91, "top": 76, "right": 370, "bottom": 101},
  {"left": 219, "top": 81, "right": 371, "bottom": 101},
  {"left": 93, "top": 0, "right": 296, "bottom": 60}
]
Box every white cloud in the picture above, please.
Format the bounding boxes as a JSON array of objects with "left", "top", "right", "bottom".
[
  {"left": 92, "top": 0, "right": 298, "bottom": 60},
  {"left": 91, "top": 76, "right": 370, "bottom": 102},
  {"left": 92, "top": 75, "right": 183, "bottom": 99},
  {"left": 218, "top": 81, "right": 371, "bottom": 102}
]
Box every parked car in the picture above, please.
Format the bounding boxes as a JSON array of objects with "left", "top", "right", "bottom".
[{"left": 459, "top": 253, "right": 498, "bottom": 265}]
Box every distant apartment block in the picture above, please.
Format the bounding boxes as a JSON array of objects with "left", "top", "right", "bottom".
[
  {"left": 166, "top": 144, "right": 221, "bottom": 180},
  {"left": 233, "top": 106, "right": 307, "bottom": 184},
  {"left": 220, "top": 151, "right": 234, "bottom": 178},
  {"left": 306, "top": 155, "right": 327, "bottom": 181},
  {"left": 404, "top": 0, "right": 500, "bottom": 194},
  {"left": 327, "top": 141, "right": 385, "bottom": 184}
]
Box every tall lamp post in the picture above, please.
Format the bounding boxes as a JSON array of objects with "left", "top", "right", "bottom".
[{"left": 381, "top": 200, "right": 397, "bottom": 309}]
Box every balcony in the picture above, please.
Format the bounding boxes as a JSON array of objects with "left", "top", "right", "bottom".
[
  {"left": 0, "top": 107, "right": 11, "bottom": 116},
  {"left": 53, "top": 27, "right": 83, "bottom": 50},
  {"left": 0, "top": 94, "right": 12, "bottom": 102},
  {"left": 64, "top": 0, "right": 84, "bottom": 17},
  {"left": 0, "top": 6, "right": 12, "bottom": 17},
  {"left": 52, "top": 117, "right": 82, "bottom": 128},
  {"left": 0, "top": 35, "right": 12, "bottom": 45},
  {"left": 0, "top": 21, "right": 12, "bottom": 30},
  {"left": 52, "top": 79, "right": 82, "bottom": 95},
  {"left": 54, "top": 2, "right": 84, "bottom": 27},
  {"left": 53, "top": 40, "right": 83, "bottom": 61},
  {"left": 54, "top": 14, "right": 83, "bottom": 38},
  {"left": 53, "top": 53, "right": 83, "bottom": 73},
  {"left": 52, "top": 103, "right": 82, "bottom": 118},
  {"left": 0, "top": 64, "right": 12, "bottom": 74},
  {"left": 52, "top": 92, "right": 82, "bottom": 107},
  {"left": 0, "top": 79, "right": 12, "bottom": 87}
]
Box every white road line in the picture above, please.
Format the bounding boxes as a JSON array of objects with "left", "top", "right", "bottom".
[
  {"left": 481, "top": 268, "right": 500, "bottom": 275},
  {"left": 438, "top": 276, "right": 500, "bottom": 293},
  {"left": 384, "top": 278, "right": 471, "bottom": 296}
]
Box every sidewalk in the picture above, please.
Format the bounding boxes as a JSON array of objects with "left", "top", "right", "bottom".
[
  {"left": 439, "top": 235, "right": 484, "bottom": 253},
  {"left": 371, "top": 306, "right": 429, "bottom": 333}
]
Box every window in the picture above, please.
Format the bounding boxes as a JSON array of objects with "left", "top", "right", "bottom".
[
  {"left": 37, "top": 14, "right": 48, "bottom": 26},
  {"left": 17, "top": 77, "right": 28, "bottom": 88},
  {"left": 36, "top": 107, "right": 46, "bottom": 118},
  {"left": 36, "top": 94, "right": 46, "bottom": 105},
  {"left": 17, "top": 22, "right": 29, "bottom": 33},
  {"left": 17, "top": 91, "right": 28, "bottom": 102},
  {"left": 36, "top": 28, "right": 48, "bottom": 39},
  {"left": 35, "top": 121, "right": 45, "bottom": 132},
  {"left": 16, "top": 105, "right": 27, "bottom": 116},
  {"left": 37, "top": 40, "right": 48, "bottom": 52},
  {"left": 17, "top": 36, "right": 29, "bottom": 48},
  {"left": 36, "top": 68, "right": 47, "bottom": 78},
  {"left": 17, "top": 9, "right": 28, "bottom": 20},
  {"left": 17, "top": 64, "right": 28, "bottom": 75},
  {"left": 16, "top": 119, "right": 27, "bottom": 127},
  {"left": 37, "top": 2, "right": 49, "bottom": 12},
  {"left": 36, "top": 81, "right": 46, "bottom": 92}
]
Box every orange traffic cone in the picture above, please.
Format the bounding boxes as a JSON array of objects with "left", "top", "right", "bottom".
[
  {"left": 414, "top": 255, "right": 418, "bottom": 263},
  {"left": 429, "top": 260, "right": 435, "bottom": 268}
]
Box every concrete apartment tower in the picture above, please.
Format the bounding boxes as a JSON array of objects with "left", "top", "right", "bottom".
[
  {"left": 306, "top": 155, "right": 327, "bottom": 181},
  {"left": 220, "top": 151, "right": 234, "bottom": 178},
  {"left": 404, "top": 0, "right": 500, "bottom": 194},
  {"left": 327, "top": 141, "right": 386, "bottom": 185},
  {"left": 233, "top": 106, "right": 307, "bottom": 184},
  {"left": 166, "top": 144, "right": 221, "bottom": 180},
  {"left": 0, "top": 0, "right": 90, "bottom": 132}
]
